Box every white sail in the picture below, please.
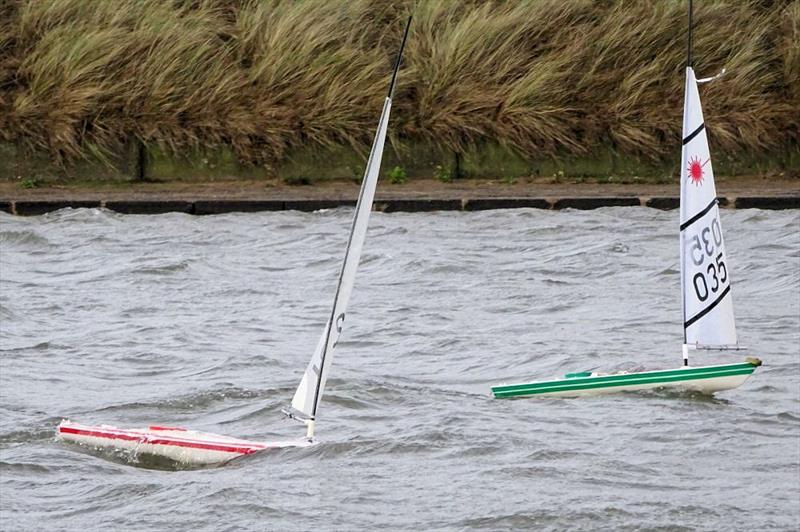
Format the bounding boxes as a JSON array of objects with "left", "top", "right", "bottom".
[
  {"left": 679, "top": 66, "right": 737, "bottom": 347},
  {"left": 291, "top": 97, "right": 392, "bottom": 419}
]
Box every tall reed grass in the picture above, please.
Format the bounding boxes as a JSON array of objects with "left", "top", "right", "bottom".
[{"left": 0, "top": 0, "right": 797, "bottom": 168}]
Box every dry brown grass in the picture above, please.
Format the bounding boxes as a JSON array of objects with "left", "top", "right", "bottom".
[{"left": 0, "top": 0, "right": 797, "bottom": 168}]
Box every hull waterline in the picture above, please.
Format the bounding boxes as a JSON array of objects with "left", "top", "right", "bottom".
[
  {"left": 56, "top": 420, "right": 312, "bottom": 466},
  {"left": 491, "top": 359, "right": 761, "bottom": 399}
]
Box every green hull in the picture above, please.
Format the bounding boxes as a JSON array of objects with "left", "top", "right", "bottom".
[{"left": 491, "top": 359, "right": 761, "bottom": 398}]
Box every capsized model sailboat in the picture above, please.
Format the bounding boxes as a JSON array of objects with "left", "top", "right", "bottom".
[
  {"left": 491, "top": 3, "right": 760, "bottom": 399},
  {"left": 57, "top": 17, "right": 413, "bottom": 465}
]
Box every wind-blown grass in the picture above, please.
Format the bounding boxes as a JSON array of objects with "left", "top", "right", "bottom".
[{"left": 0, "top": 0, "right": 797, "bottom": 169}]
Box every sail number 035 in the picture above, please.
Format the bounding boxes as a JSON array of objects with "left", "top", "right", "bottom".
[{"left": 689, "top": 217, "right": 727, "bottom": 302}]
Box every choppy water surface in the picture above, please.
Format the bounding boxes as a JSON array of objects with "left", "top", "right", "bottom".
[{"left": 1, "top": 207, "right": 798, "bottom": 531}]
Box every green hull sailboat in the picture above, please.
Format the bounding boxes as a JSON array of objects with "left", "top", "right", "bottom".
[
  {"left": 492, "top": 360, "right": 761, "bottom": 399},
  {"left": 492, "top": 1, "right": 761, "bottom": 399}
]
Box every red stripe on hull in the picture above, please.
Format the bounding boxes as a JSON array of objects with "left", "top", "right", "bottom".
[{"left": 58, "top": 426, "right": 267, "bottom": 455}]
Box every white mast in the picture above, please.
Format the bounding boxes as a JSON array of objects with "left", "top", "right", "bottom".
[{"left": 290, "top": 17, "right": 412, "bottom": 440}]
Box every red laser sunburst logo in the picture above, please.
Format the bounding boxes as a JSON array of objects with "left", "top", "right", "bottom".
[{"left": 687, "top": 156, "right": 707, "bottom": 186}]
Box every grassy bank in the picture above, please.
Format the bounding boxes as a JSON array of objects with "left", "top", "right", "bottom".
[{"left": 0, "top": 0, "right": 797, "bottom": 176}]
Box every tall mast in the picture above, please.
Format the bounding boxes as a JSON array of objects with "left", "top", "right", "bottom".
[
  {"left": 304, "top": 16, "right": 413, "bottom": 433},
  {"left": 388, "top": 16, "right": 412, "bottom": 100},
  {"left": 681, "top": 0, "right": 693, "bottom": 365},
  {"left": 687, "top": 0, "right": 693, "bottom": 69}
]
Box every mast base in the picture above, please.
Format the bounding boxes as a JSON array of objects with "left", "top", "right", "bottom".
[{"left": 282, "top": 409, "right": 315, "bottom": 442}]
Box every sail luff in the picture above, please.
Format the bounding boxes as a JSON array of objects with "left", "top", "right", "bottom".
[
  {"left": 314, "top": 98, "right": 390, "bottom": 417},
  {"left": 290, "top": 16, "right": 411, "bottom": 422},
  {"left": 682, "top": 0, "right": 692, "bottom": 355},
  {"left": 290, "top": 98, "right": 391, "bottom": 420},
  {"left": 679, "top": 67, "right": 737, "bottom": 349}
]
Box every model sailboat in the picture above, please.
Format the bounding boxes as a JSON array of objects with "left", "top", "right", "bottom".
[
  {"left": 491, "top": 3, "right": 760, "bottom": 399},
  {"left": 57, "top": 17, "right": 412, "bottom": 465}
]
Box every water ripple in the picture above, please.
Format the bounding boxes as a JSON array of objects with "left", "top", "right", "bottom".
[{"left": 0, "top": 207, "right": 798, "bottom": 531}]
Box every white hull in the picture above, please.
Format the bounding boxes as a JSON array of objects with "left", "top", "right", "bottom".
[
  {"left": 56, "top": 420, "right": 312, "bottom": 466},
  {"left": 491, "top": 360, "right": 760, "bottom": 399},
  {"left": 534, "top": 371, "right": 753, "bottom": 398}
]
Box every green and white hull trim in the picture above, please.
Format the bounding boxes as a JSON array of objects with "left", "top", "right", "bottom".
[{"left": 491, "top": 358, "right": 761, "bottom": 399}]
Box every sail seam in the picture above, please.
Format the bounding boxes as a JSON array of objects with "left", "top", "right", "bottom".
[
  {"left": 682, "top": 123, "right": 705, "bottom": 145},
  {"left": 680, "top": 198, "right": 718, "bottom": 231},
  {"left": 684, "top": 284, "right": 731, "bottom": 329}
]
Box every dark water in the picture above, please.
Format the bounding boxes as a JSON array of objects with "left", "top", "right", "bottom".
[{"left": 1, "top": 207, "right": 798, "bottom": 531}]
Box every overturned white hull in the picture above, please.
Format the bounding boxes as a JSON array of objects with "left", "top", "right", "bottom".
[{"left": 56, "top": 420, "right": 311, "bottom": 466}]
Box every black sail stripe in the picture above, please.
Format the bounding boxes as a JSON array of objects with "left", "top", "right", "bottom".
[
  {"left": 680, "top": 198, "right": 718, "bottom": 231},
  {"left": 684, "top": 284, "right": 731, "bottom": 329},
  {"left": 682, "top": 123, "right": 705, "bottom": 145}
]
